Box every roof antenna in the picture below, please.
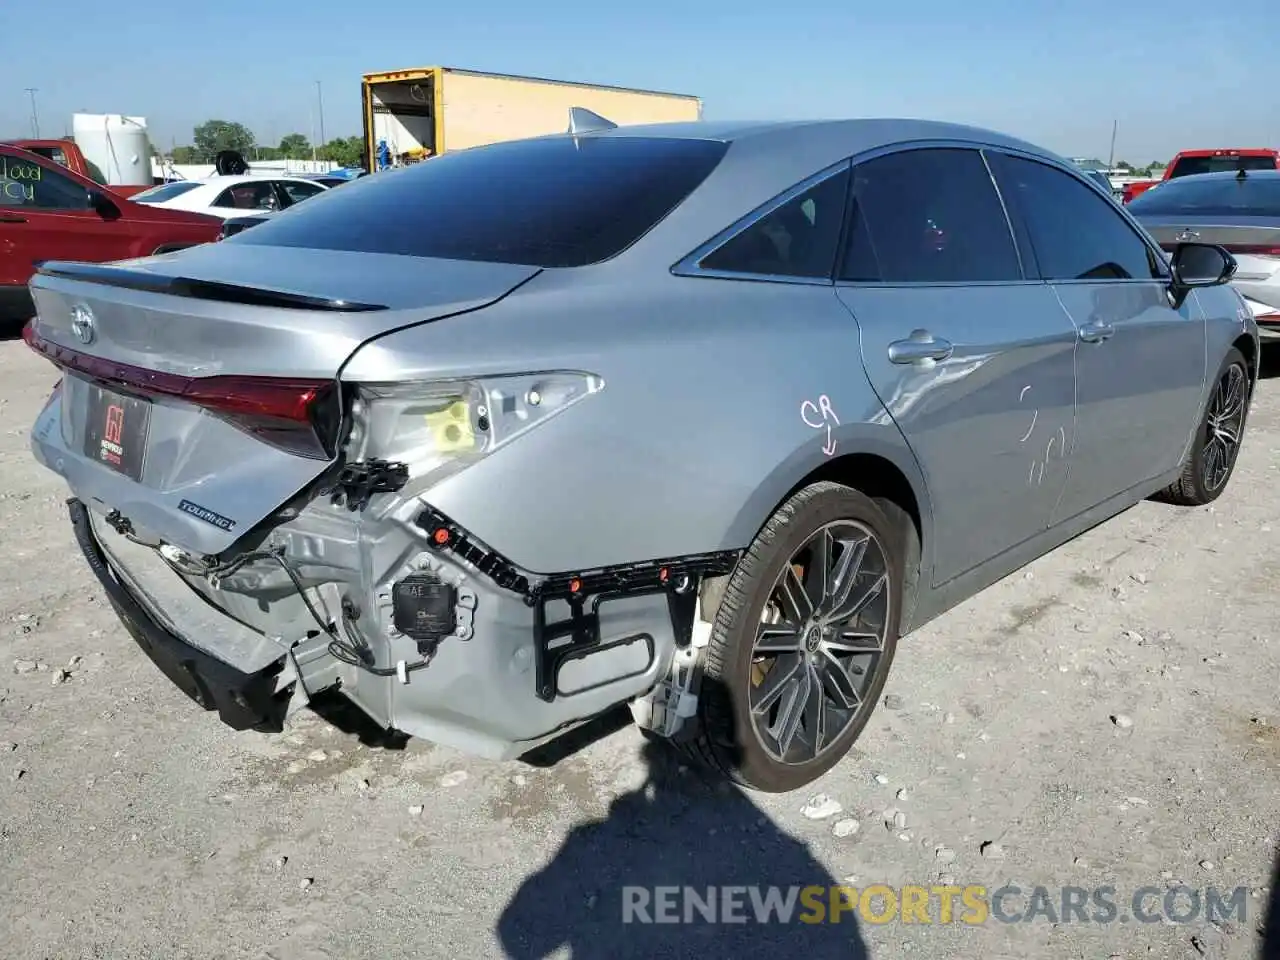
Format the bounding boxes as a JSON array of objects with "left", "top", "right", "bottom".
[
  {"left": 1236, "top": 166, "right": 1248, "bottom": 181},
  {"left": 567, "top": 107, "right": 617, "bottom": 135}
]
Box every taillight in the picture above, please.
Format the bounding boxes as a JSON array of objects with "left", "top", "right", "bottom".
[
  {"left": 346, "top": 373, "right": 603, "bottom": 492},
  {"left": 22, "top": 323, "right": 341, "bottom": 459}
]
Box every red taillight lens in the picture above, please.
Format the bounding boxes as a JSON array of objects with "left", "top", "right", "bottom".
[{"left": 23, "top": 323, "right": 340, "bottom": 459}]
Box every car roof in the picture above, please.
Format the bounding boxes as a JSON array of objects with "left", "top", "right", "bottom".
[
  {"left": 577, "top": 117, "right": 1059, "bottom": 161},
  {"left": 559, "top": 117, "right": 1073, "bottom": 273},
  {"left": 184, "top": 174, "right": 327, "bottom": 187}
]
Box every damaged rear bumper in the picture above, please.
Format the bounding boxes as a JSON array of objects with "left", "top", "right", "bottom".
[
  {"left": 68, "top": 497, "right": 292, "bottom": 732},
  {"left": 67, "top": 494, "right": 739, "bottom": 761}
]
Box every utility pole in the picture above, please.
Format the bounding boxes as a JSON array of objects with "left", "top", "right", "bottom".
[
  {"left": 1107, "top": 119, "right": 1118, "bottom": 172},
  {"left": 24, "top": 88, "right": 39, "bottom": 138},
  {"left": 315, "top": 81, "right": 326, "bottom": 155}
]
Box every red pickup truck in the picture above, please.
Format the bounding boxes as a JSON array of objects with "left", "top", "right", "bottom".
[
  {"left": 0, "top": 138, "right": 158, "bottom": 199},
  {"left": 1122, "top": 148, "right": 1280, "bottom": 204},
  {"left": 0, "top": 144, "right": 221, "bottom": 321}
]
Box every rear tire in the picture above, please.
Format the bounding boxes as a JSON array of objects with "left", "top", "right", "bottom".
[
  {"left": 1153, "top": 347, "right": 1251, "bottom": 507},
  {"left": 678, "top": 481, "right": 903, "bottom": 793}
]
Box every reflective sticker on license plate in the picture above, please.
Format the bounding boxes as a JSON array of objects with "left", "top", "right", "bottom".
[{"left": 82, "top": 384, "right": 151, "bottom": 482}]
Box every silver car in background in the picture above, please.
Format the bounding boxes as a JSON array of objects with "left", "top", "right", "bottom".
[
  {"left": 23, "top": 116, "right": 1257, "bottom": 792},
  {"left": 1128, "top": 168, "right": 1280, "bottom": 337}
]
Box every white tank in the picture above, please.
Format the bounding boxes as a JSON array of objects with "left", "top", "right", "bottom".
[{"left": 71, "top": 114, "right": 153, "bottom": 186}]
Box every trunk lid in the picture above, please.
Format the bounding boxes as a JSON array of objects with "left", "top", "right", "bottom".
[
  {"left": 26, "top": 244, "right": 540, "bottom": 556},
  {"left": 1136, "top": 215, "right": 1280, "bottom": 312},
  {"left": 1138, "top": 215, "right": 1280, "bottom": 254}
]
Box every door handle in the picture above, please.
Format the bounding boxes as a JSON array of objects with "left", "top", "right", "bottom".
[
  {"left": 888, "top": 329, "right": 954, "bottom": 365},
  {"left": 0, "top": 214, "right": 26, "bottom": 224},
  {"left": 1078, "top": 320, "right": 1115, "bottom": 343}
]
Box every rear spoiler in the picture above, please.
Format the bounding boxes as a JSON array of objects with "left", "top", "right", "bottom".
[{"left": 33, "top": 260, "right": 388, "bottom": 313}]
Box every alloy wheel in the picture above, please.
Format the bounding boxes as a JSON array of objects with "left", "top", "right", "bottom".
[
  {"left": 1204, "top": 362, "right": 1247, "bottom": 492},
  {"left": 749, "top": 520, "right": 891, "bottom": 765}
]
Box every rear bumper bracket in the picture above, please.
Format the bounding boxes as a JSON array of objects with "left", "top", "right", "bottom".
[{"left": 414, "top": 506, "right": 739, "bottom": 702}]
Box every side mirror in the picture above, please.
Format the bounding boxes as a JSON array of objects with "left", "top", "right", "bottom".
[
  {"left": 1170, "top": 242, "right": 1236, "bottom": 288},
  {"left": 87, "top": 189, "right": 120, "bottom": 220}
]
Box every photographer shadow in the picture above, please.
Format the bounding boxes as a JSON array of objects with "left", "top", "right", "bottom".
[{"left": 497, "top": 712, "right": 870, "bottom": 959}]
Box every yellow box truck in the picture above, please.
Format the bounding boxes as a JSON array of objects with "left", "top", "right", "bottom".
[{"left": 361, "top": 66, "right": 702, "bottom": 171}]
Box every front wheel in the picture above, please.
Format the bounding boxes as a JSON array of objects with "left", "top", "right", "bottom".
[
  {"left": 1154, "top": 346, "right": 1251, "bottom": 507},
  {"left": 680, "top": 481, "right": 903, "bottom": 793}
]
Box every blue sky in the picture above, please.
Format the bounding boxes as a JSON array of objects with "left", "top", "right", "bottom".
[{"left": 2, "top": 0, "right": 1272, "bottom": 163}]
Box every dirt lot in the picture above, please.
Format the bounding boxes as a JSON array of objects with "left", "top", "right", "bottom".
[{"left": 1, "top": 330, "right": 1278, "bottom": 960}]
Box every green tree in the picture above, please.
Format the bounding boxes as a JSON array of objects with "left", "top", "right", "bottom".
[
  {"left": 319, "top": 136, "right": 363, "bottom": 168},
  {"left": 170, "top": 145, "right": 199, "bottom": 164},
  {"left": 192, "top": 120, "right": 256, "bottom": 160},
  {"left": 277, "top": 133, "right": 311, "bottom": 158}
]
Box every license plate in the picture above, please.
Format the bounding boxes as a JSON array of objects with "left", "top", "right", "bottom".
[{"left": 82, "top": 382, "right": 151, "bottom": 482}]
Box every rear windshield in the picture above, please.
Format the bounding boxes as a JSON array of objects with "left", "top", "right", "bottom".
[
  {"left": 1169, "top": 155, "right": 1276, "bottom": 178},
  {"left": 132, "top": 181, "right": 202, "bottom": 203},
  {"left": 229, "top": 136, "right": 730, "bottom": 267},
  {"left": 1127, "top": 175, "right": 1280, "bottom": 218}
]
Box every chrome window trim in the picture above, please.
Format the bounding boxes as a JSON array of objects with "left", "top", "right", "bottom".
[
  {"left": 832, "top": 279, "right": 1049, "bottom": 290},
  {"left": 670, "top": 159, "right": 853, "bottom": 286}
]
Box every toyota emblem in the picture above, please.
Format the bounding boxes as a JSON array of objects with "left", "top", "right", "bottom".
[{"left": 70, "top": 304, "right": 96, "bottom": 345}]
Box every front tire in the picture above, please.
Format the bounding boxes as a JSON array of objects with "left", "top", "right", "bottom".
[
  {"left": 1154, "top": 346, "right": 1251, "bottom": 507},
  {"left": 681, "top": 481, "right": 903, "bottom": 793}
]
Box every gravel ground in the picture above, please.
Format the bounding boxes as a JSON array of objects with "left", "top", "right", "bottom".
[{"left": 1, "top": 331, "right": 1278, "bottom": 960}]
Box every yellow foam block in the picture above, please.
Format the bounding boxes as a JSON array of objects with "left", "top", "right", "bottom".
[{"left": 423, "top": 399, "right": 475, "bottom": 452}]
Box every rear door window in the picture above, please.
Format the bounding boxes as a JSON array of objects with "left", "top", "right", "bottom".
[
  {"left": 230, "top": 136, "right": 729, "bottom": 267},
  {"left": 839, "top": 147, "right": 1022, "bottom": 283},
  {"left": 697, "top": 167, "right": 850, "bottom": 279},
  {"left": 990, "top": 153, "right": 1162, "bottom": 281},
  {"left": 214, "top": 181, "right": 279, "bottom": 211}
]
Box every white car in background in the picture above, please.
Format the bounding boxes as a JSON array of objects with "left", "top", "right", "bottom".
[{"left": 130, "top": 175, "right": 330, "bottom": 220}]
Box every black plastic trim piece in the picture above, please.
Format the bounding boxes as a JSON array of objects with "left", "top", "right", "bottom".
[
  {"left": 415, "top": 508, "right": 532, "bottom": 595},
  {"left": 34, "top": 260, "right": 388, "bottom": 312},
  {"left": 67, "top": 497, "right": 291, "bottom": 732},
  {"left": 414, "top": 505, "right": 740, "bottom": 702},
  {"left": 333, "top": 458, "right": 409, "bottom": 511}
]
